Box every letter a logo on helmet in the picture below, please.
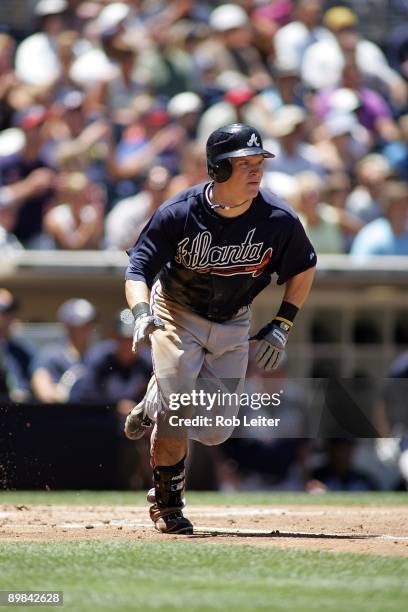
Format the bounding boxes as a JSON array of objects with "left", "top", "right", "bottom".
[
  {"left": 206, "top": 123, "right": 275, "bottom": 182},
  {"left": 247, "top": 133, "right": 260, "bottom": 147}
]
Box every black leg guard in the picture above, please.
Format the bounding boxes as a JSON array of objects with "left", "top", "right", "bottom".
[
  {"left": 149, "top": 459, "right": 193, "bottom": 534},
  {"left": 154, "top": 458, "right": 186, "bottom": 508}
]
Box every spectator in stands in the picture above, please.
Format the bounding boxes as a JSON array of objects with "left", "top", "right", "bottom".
[
  {"left": 43, "top": 172, "right": 105, "bottom": 249},
  {"left": 268, "top": 57, "right": 304, "bottom": 108},
  {"left": 53, "top": 90, "right": 87, "bottom": 141},
  {"left": 382, "top": 114, "right": 408, "bottom": 181},
  {"left": 312, "top": 112, "right": 370, "bottom": 175},
  {"left": 351, "top": 180, "right": 408, "bottom": 256},
  {"left": 314, "top": 59, "right": 400, "bottom": 144},
  {"left": 98, "top": 40, "right": 145, "bottom": 121},
  {"left": 302, "top": 5, "right": 407, "bottom": 108},
  {"left": 106, "top": 96, "right": 185, "bottom": 197},
  {"left": 296, "top": 171, "right": 360, "bottom": 254},
  {"left": 53, "top": 29, "right": 81, "bottom": 99},
  {"left": 0, "top": 33, "right": 17, "bottom": 131},
  {"left": 197, "top": 84, "right": 266, "bottom": 142},
  {"left": 1, "top": 106, "right": 56, "bottom": 247},
  {"left": 49, "top": 89, "right": 112, "bottom": 183},
  {"left": 324, "top": 172, "right": 363, "bottom": 251},
  {"left": 69, "top": 308, "right": 151, "bottom": 415},
  {"left": 134, "top": 14, "right": 195, "bottom": 99},
  {"left": 0, "top": 289, "right": 34, "bottom": 403},
  {"left": 105, "top": 165, "right": 171, "bottom": 250},
  {"left": 167, "top": 91, "right": 203, "bottom": 140},
  {"left": 67, "top": 5, "right": 123, "bottom": 91},
  {"left": 346, "top": 154, "right": 391, "bottom": 223},
  {"left": 324, "top": 172, "right": 352, "bottom": 210},
  {"left": 166, "top": 140, "right": 208, "bottom": 198},
  {"left": 308, "top": 439, "right": 378, "bottom": 491},
  {"left": 0, "top": 205, "right": 22, "bottom": 254},
  {"left": 31, "top": 298, "right": 97, "bottom": 403},
  {"left": 386, "top": 22, "right": 408, "bottom": 84},
  {"left": 15, "top": 0, "right": 70, "bottom": 87},
  {"left": 264, "top": 105, "right": 325, "bottom": 176},
  {"left": 274, "top": 0, "right": 333, "bottom": 73},
  {"left": 203, "top": 3, "right": 272, "bottom": 90}
]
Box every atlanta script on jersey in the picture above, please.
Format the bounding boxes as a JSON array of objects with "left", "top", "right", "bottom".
[
  {"left": 126, "top": 182, "right": 316, "bottom": 322},
  {"left": 175, "top": 228, "right": 273, "bottom": 277}
]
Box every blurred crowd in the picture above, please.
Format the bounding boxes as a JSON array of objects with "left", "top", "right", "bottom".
[
  {"left": 1, "top": 0, "right": 408, "bottom": 257},
  {"left": 0, "top": 288, "right": 151, "bottom": 409}
]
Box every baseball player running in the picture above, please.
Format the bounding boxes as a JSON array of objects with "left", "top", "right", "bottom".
[{"left": 124, "top": 123, "right": 316, "bottom": 534}]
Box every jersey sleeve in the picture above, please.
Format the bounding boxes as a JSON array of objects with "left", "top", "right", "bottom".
[
  {"left": 275, "top": 217, "right": 317, "bottom": 285},
  {"left": 125, "top": 206, "right": 180, "bottom": 288}
]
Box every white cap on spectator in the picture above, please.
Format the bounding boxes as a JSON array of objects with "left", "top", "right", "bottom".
[
  {"left": 94, "top": 2, "right": 130, "bottom": 36},
  {"left": 167, "top": 92, "right": 203, "bottom": 118},
  {"left": 61, "top": 90, "right": 85, "bottom": 110},
  {"left": 325, "top": 112, "right": 358, "bottom": 137},
  {"left": 330, "top": 88, "right": 360, "bottom": 113},
  {"left": 35, "top": 0, "right": 68, "bottom": 17},
  {"left": 70, "top": 48, "right": 119, "bottom": 85},
  {"left": 262, "top": 172, "right": 298, "bottom": 202},
  {"left": 0, "top": 128, "right": 25, "bottom": 159},
  {"left": 210, "top": 4, "right": 248, "bottom": 31},
  {"left": 216, "top": 70, "right": 248, "bottom": 91},
  {"left": 273, "top": 55, "right": 299, "bottom": 77},
  {"left": 269, "top": 105, "right": 306, "bottom": 138},
  {"left": 57, "top": 299, "right": 96, "bottom": 327}
]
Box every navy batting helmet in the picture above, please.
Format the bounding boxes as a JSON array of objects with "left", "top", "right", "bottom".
[{"left": 206, "top": 123, "right": 275, "bottom": 183}]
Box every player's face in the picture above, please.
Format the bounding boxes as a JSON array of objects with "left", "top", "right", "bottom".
[{"left": 230, "top": 155, "right": 264, "bottom": 199}]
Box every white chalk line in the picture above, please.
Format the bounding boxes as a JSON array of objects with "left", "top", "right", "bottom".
[{"left": 3, "top": 522, "right": 408, "bottom": 541}]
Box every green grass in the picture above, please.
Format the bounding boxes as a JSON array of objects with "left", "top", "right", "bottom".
[
  {"left": 1, "top": 492, "right": 407, "bottom": 611},
  {"left": 0, "top": 490, "right": 407, "bottom": 506},
  {"left": 1, "top": 541, "right": 407, "bottom": 612}
]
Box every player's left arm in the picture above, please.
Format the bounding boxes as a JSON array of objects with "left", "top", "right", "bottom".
[
  {"left": 252, "top": 265, "right": 316, "bottom": 371},
  {"left": 281, "top": 265, "right": 315, "bottom": 309}
]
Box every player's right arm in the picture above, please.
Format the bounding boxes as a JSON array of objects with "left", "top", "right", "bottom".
[
  {"left": 125, "top": 279, "right": 163, "bottom": 353},
  {"left": 125, "top": 279, "right": 151, "bottom": 311},
  {"left": 125, "top": 205, "right": 181, "bottom": 351}
]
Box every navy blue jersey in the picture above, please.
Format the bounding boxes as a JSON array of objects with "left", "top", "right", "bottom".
[{"left": 126, "top": 182, "right": 317, "bottom": 322}]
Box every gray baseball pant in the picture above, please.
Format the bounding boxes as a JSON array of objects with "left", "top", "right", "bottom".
[{"left": 145, "top": 281, "right": 250, "bottom": 446}]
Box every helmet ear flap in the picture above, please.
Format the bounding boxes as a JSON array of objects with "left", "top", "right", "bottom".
[
  {"left": 207, "top": 160, "right": 218, "bottom": 181},
  {"left": 207, "top": 159, "right": 232, "bottom": 183}
]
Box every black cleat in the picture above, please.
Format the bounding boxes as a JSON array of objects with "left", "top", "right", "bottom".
[{"left": 149, "top": 504, "right": 193, "bottom": 535}]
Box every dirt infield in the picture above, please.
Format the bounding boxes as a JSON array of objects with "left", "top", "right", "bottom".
[{"left": 1, "top": 504, "right": 407, "bottom": 556}]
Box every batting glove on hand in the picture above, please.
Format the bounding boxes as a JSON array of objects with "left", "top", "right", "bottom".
[
  {"left": 132, "top": 313, "right": 165, "bottom": 353},
  {"left": 250, "top": 321, "right": 290, "bottom": 371}
]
